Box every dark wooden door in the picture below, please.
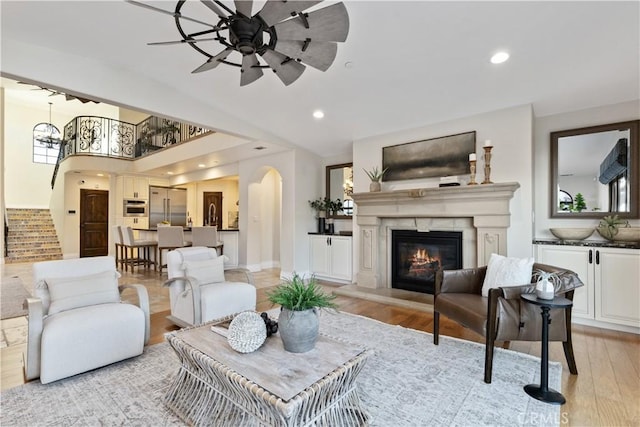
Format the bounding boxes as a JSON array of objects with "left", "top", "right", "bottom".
[
  {"left": 80, "top": 189, "right": 109, "bottom": 257},
  {"left": 203, "top": 192, "right": 223, "bottom": 228}
]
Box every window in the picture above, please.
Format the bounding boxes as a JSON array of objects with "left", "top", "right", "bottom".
[{"left": 33, "top": 122, "right": 61, "bottom": 165}]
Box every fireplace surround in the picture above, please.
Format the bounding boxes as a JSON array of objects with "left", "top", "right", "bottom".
[{"left": 351, "top": 183, "right": 520, "bottom": 289}]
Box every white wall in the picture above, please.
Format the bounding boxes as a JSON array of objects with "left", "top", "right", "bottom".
[
  {"left": 3, "top": 89, "right": 121, "bottom": 208},
  {"left": 534, "top": 100, "right": 640, "bottom": 239},
  {"left": 0, "top": 87, "right": 5, "bottom": 262},
  {"left": 238, "top": 148, "right": 321, "bottom": 276},
  {"left": 4, "top": 95, "right": 74, "bottom": 208},
  {"left": 353, "top": 104, "right": 534, "bottom": 260},
  {"left": 259, "top": 169, "right": 281, "bottom": 269}
]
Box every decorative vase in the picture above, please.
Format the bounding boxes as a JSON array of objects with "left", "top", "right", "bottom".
[
  {"left": 317, "top": 211, "right": 327, "bottom": 233},
  {"left": 535, "top": 278, "right": 555, "bottom": 300},
  {"left": 369, "top": 181, "right": 381, "bottom": 192},
  {"left": 326, "top": 218, "right": 335, "bottom": 235},
  {"left": 278, "top": 307, "right": 319, "bottom": 353},
  {"left": 317, "top": 218, "right": 326, "bottom": 233}
]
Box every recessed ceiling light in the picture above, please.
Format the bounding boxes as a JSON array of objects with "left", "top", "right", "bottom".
[
  {"left": 167, "top": 171, "right": 174, "bottom": 175},
  {"left": 97, "top": 173, "right": 104, "bottom": 177},
  {"left": 198, "top": 164, "right": 206, "bottom": 168},
  {"left": 313, "top": 110, "right": 325, "bottom": 119},
  {"left": 490, "top": 51, "right": 509, "bottom": 64}
]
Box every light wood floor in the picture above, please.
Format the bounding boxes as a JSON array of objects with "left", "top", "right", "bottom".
[{"left": 2, "top": 264, "right": 639, "bottom": 426}]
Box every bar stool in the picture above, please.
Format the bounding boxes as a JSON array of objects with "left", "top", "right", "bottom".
[
  {"left": 157, "top": 226, "right": 191, "bottom": 272},
  {"left": 190, "top": 226, "right": 224, "bottom": 256},
  {"left": 112, "top": 225, "right": 125, "bottom": 270},
  {"left": 121, "top": 226, "right": 158, "bottom": 272}
]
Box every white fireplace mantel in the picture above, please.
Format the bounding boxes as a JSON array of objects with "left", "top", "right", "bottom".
[{"left": 351, "top": 182, "right": 520, "bottom": 289}]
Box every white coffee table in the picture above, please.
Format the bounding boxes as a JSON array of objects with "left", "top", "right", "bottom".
[{"left": 164, "top": 314, "right": 371, "bottom": 426}]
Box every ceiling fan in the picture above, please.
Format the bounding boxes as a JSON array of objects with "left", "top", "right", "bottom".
[
  {"left": 127, "top": 0, "right": 349, "bottom": 86},
  {"left": 17, "top": 82, "right": 99, "bottom": 104}
]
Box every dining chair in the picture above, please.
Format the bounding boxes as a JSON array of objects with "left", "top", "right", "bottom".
[
  {"left": 157, "top": 226, "right": 191, "bottom": 272},
  {"left": 190, "top": 226, "right": 224, "bottom": 256},
  {"left": 112, "top": 225, "right": 125, "bottom": 270},
  {"left": 120, "top": 226, "right": 158, "bottom": 272}
]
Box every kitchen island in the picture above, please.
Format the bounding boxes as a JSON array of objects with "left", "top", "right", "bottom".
[{"left": 134, "top": 228, "right": 239, "bottom": 268}]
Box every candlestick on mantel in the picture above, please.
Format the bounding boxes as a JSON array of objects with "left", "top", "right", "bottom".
[
  {"left": 469, "top": 153, "right": 476, "bottom": 162},
  {"left": 484, "top": 139, "right": 493, "bottom": 147},
  {"left": 468, "top": 160, "right": 478, "bottom": 185},
  {"left": 482, "top": 145, "right": 494, "bottom": 184}
]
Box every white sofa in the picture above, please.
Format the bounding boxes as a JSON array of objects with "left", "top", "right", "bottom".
[
  {"left": 26, "top": 256, "right": 150, "bottom": 384},
  {"left": 165, "top": 246, "right": 256, "bottom": 327}
]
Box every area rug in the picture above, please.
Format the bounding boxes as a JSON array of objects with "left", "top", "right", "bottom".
[
  {"left": 0, "top": 276, "right": 30, "bottom": 320},
  {"left": 0, "top": 310, "right": 561, "bottom": 426}
]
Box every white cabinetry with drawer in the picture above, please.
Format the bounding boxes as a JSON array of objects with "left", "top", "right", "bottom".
[{"left": 535, "top": 243, "right": 639, "bottom": 333}]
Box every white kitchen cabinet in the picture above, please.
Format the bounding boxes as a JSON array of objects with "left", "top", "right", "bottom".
[
  {"left": 309, "top": 235, "right": 352, "bottom": 283},
  {"left": 122, "top": 176, "right": 149, "bottom": 199},
  {"left": 535, "top": 243, "right": 640, "bottom": 331}
]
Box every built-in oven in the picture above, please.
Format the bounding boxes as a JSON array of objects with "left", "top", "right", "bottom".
[{"left": 123, "top": 199, "right": 147, "bottom": 217}]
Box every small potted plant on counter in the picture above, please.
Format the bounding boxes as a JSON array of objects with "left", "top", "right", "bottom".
[
  {"left": 325, "top": 198, "right": 344, "bottom": 234},
  {"left": 364, "top": 166, "right": 388, "bottom": 192}
]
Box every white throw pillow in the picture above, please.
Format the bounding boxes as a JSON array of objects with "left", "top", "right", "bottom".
[
  {"left": 46, "top": 270, "right": 120, "bottom": 315},
  {"left": 182, "top": 256, "right": 227, "bottom": 285},
  {"left": 481, "top": 253, "right": 534, "bottom": 297}
]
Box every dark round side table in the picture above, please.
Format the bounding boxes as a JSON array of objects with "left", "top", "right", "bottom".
[{"left": 520, "top": 293, "right": 573, "bottom": 405}]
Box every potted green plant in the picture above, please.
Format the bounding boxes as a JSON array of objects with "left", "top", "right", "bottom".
[
  {"left": 267, "top": 273, "right": 338, "bottom": 353},
  {"left": 324, "top": 198, "right": 344, "bottom": 234},
  {"left": 597, "top": 214, "right": 629, "bottom": 240},
  {"left": 571, "top": 193, "right": 587, "bottom": 212},
  {"left": 309, "top": 197, "right": 328, "bottom": 233},
  {"left": 363, "top": 166, "right": 388, "bottom": 192},
  {"left": 532, "top": 269, "right": 561, "bottom": 300},
  {"left": 325, "top": 198, "right": 344, "bottom": 216}
]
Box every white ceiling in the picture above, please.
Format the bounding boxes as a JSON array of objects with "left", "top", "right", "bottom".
[{"left": 1, "top": 1, "right": 639, "bottom": 175}]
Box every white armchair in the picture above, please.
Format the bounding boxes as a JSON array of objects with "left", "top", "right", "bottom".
[
  {"left": 164, "top": 246, "right": 256, "bottom": 327},
  {"left": 25, "top": 256, "right": 150, "bottom": 384}
]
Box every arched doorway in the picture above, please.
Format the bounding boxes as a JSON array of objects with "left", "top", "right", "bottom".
[{"left": 245, "top": 167, "right": 282, "bottom": 272}]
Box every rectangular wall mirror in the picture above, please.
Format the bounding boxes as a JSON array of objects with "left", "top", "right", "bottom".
[
  {"left": 326, "top": 163, "right": 353, "bottom": 218},
  {"left": 550, "top": 120, "right": 639, "bottom": 219}
]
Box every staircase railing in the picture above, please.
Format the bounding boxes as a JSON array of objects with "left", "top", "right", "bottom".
[{"left": 50, "top": 115, "right": 212, "bottom": 189}]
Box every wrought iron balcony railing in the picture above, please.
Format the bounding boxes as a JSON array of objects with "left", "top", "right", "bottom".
[{"left": 51, "top": 115, "right": 211, "bottom": 188}]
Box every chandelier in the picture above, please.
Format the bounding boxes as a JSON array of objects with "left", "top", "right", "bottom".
[{"left": 35, "top": 102, "right": 62, "bottom": 148}]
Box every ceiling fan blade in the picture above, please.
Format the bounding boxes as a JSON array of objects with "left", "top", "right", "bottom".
[
  {"left": 274, "top": 2, "right": 349, "bottom": 42},
  {"left": 148, "top": 37, "right": 219, "bottom": 46},
  {"left": 126, "top": 0, "right": 218, "bottom": 29},
  {"left": 192, "top": 48, "right": 234, "bottom": 73},
  {"left": 200, "top": 0, "right": 228, "bottom": 19},
  {"left": 234, "top": 0, "right": 253, "bottom": 18},
  {"left": 261, "top": 49, "right": 306, "bottom": 86},
  {"left": 273, "top": 40, "right": 336, "bottom": 71},
  {"left": 257, "top": 0, "right": 322, "bottom": 27},
  {"left": 240, "top": 53, "right": 264, "bottom": 86}
]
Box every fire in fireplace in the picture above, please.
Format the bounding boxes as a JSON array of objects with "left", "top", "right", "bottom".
[{"left": 391, "top": 230, "right": 462, "bottom": 294}]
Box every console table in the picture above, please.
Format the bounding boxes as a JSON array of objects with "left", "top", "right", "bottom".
[
  {"left": 521, "top": 293, "right": 573, "bottom": 405},
  {"left": 164, "top": 316, "right": 371, "bottom": 426}
]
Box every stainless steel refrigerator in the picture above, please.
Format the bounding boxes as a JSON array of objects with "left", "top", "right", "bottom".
[{"left": 149, "top": 186, "right": 187, "bottom": 228}]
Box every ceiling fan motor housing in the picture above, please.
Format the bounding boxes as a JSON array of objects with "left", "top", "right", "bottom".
[{"left": 229, "top": 16, "right": 266, "bottom": 55}]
